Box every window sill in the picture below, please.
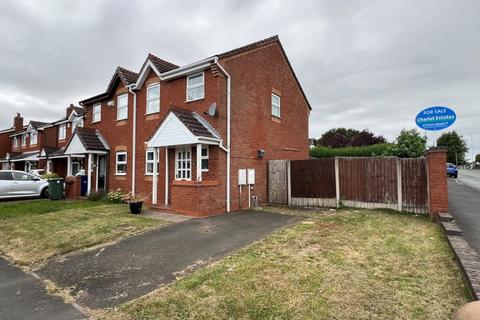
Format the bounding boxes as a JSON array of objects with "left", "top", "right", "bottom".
[
  {"left": 115, "top": 173, "right": 127, "bottom": 176},
  {"left": 271, "top": 115, "right": 282, "bottom": 124},
  {"left": 116, "top": 118, "right": 128, "bottom": 122},
  {"left": 91, "top": 120, "right": 101, "bottom": 124},
  {"left": 145, "top": 111, "right": 160, "bottom": 116},
  {"left": 185, "top": 97, "right": 204, "bottom": 103}
]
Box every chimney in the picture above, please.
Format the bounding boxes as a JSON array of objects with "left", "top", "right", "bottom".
[
  {"left": 14, "top": 113, "right": 23, "bottom": 132},
  {"left": 66, "top": 104, "right": 75, "bottom": 118}
]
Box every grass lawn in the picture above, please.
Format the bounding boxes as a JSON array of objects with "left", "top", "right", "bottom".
[
  {"left": 0, "top": 199, "right": 166, "bottom": 265},
  {"left": 103, "top": 207, "right": 470, "bottom": 320}
]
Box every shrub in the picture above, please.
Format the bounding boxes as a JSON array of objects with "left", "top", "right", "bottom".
[
  {"left": 310, "top": 143, "right": 393, "bottom": 158},
  {"left": 106, "top": 189, "right": 131, "bottom": 203},
  {"left": 88, "top": 191, "right": 105, "bottom": 201}
]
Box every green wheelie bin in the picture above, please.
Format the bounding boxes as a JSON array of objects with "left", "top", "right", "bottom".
[{"left": 48, "top": 178, "right": 64, "bottom": 200}]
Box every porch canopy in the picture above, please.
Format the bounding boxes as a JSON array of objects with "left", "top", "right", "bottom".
[
  {"left": 0, "top": 151, "right": 40, "bottom": 163},
  {"left": 147, "top": 107, "right": 222, "bottom": 205},
  {"left": 63, "top": 127, "right": 110, "bottom": 194}
]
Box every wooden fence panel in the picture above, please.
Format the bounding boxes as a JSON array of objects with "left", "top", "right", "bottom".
[
  {"left": 339, "top": 157, "right": 398, "bottom": 208},
  {"left": 291, "top": 159, "right": 336, "bottom": 198},
  {"left": 401, "top": 158, "right": 428, "bottom": 213},
  {"left": 268, "top": 160, "right": 288, "bottom": 204}
]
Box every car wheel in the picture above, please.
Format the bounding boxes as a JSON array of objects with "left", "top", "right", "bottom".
[
  {"left": 41, "top": 187, "right": 49, "bottom": 198},
  {"left": 453, "top": 174, "right": 458, "bottom": 179}
]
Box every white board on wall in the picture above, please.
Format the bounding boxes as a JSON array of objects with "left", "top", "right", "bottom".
[
  {"left": 247, "top": 168, "right": 255, "bottom": 185},
  {"left": 238, "top": 169, "right": 247, "bottom": 185}
]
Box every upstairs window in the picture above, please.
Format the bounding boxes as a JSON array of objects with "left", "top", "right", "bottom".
[
  {"left": 30, "top": 130, "right": 38, "bottom": 145},
  {"left": 201, "top": 146, "right": 209, "bottom": 172},
  {"left": 186, "top": 72, "right": 204, "bottom": 101},
  {"left": 116, "top": 152, "right": 127, "bottom": 175},
  {"left": 117, "top": 94, "right": 128, "bottom": 120},
  {"left": 21, "top": 134, "right": 27, "bottom": 146},
  {"left": 13, "top": 136, "right": 18, "bottom": 148},
  {"left": 58, "top": 124, "right": 66, "bottom": 140},
  {"left": 93, "top": 103, "right": 101, "bottom": 123},
  {"left": 145, "top": 149, "right": 159, "bottom": 175},
  {"left": 146, "top": 84, "right": 160, "bottom": 114},
  {"left": 72, "top": 117, "right": 83, "bottom": 131},
  {"left": 271, "top": 93, "right": 281, "bottom": 118}
]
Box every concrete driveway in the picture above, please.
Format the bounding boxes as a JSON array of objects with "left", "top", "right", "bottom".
[{"left": 36, "top": 210, "right": 300, "bottom": 309}]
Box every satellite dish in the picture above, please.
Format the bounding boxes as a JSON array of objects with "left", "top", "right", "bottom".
[{"left": 207, "top": 103, "right": 217, "bottom": 117}]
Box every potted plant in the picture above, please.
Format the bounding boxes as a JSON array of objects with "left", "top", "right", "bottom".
[{"left": 125, "top": 193, "right": 145, "bottom": 214}]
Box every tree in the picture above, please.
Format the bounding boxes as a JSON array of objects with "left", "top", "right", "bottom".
[
  {"left": 350, "top": 130, "right": 386, "bottom": 147},
  {"left": 388, "top": 129, "right": 426, "bottom": 158},
  {"left": 437, "top": 131, "right": 469, "bottom": 165},
  {"left": 316, "top": 128, "right": 385, "bottom": 148}
]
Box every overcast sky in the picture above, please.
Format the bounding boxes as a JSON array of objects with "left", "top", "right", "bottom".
[{"left": 1, "top": 0, "right": 479, "bottom": 160}]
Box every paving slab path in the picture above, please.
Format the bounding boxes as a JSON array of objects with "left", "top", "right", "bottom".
[
  {"left": 0, "top": 257, "right": 85, "bottom": 320},
  {"left": 36, "top": 210, "right": 300, "bottom": 309}
]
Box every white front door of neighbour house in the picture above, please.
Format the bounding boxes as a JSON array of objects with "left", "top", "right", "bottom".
[{"left": 175, "top": 147, "right": 191, "bottom": 180}]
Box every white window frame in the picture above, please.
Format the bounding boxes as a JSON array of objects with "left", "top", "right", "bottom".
[
  {"left": 92, "top": 103, "right": 102, "bottom": 123},
  {"left": 145, "top": 149, "right": 159, "bottom": 175},
  {"left": 71, "top": 162, "right": 81, "bottom": 176},
  {"left": 116, "top": 151, "right": 127, "bottom": 175},
  {"left": 13, "top": 136, "right": 18, "bottom": 148},
  {"left": 146, "top": 83, "right": 160, "bottom": 114},
  {"left": 72, "top": 117, "right": 83, "bottom": 131},
  {"left": 21, "top": 134, "right": 27, "bottom": 146},
  {"left": 201, "top": 145, "right": 209, "bottom": 172},
  {"left": 117, "top": 94, "right": 128, "bottom": 120},
  {"left": 30, "top": 130, "right": 38, "bottom": 145},
  {"left": 58, "top": 124, "right": 66, "bottom": 140},
  {"left": 175, "top": 147, "right": 192, "bottom": 181},
  {"left": 272, "top": 93, "right": 281, "bottom": 118},
  {"left": 186, "top": 72, "right": 205, "bottom": 102}
]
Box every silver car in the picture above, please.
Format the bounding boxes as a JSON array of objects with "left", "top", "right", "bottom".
[{"left": 0, "top": 170, "right": 49, "bottom": 199}]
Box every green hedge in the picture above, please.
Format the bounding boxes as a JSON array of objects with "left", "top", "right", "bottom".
[{"left": 310, "top": 143, "right": 393, "bottom": 158}]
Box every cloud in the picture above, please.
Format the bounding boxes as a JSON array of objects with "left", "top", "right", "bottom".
[{"left": 0, "top": 0, "right": 479, "bottom": 158}]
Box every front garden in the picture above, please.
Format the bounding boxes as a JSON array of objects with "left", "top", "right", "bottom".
[
  {"left": 0, "top": 198, "right": 166, "bottom": 266},
  {"left": 102, "top": 207, "right": 470, "bottom": 320}
]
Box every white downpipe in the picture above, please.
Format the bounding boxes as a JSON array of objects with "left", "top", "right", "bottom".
[
  {"left": 87, "top": 153, "right": 93, "bottom": 195},
  {"left": 152, "top": 147, "right": 158, "bottom": 205},
  {"left": 128, "top": 86, "right": 137, "bottom": 195},
  {"left": 165, "top": 147, "right": 169, "bottom": 205},
  {"left": 95, "top": 155, "right": 99, "bottom": 192},
  {"left": 213, "top": 59, "right": 231, "bottom": 212}
]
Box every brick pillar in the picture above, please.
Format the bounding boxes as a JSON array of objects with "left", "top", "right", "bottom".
[
  {"left": 426, "top": 148, "right": 448, "bottom": 218},
  {"left": 65, "top": 176, "right": 81, "bottom": 199}
]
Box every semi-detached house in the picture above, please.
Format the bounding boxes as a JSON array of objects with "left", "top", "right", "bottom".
[{"left": 0, "top": 35, "right": 311, "bottom": 216}]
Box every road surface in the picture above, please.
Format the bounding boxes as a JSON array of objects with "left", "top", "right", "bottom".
[{"left": 458, "top": 169, "right": 480, "bottom": 191}]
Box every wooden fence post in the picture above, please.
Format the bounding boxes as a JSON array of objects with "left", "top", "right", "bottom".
[
  {"left": 396, "top": 157, "right": 403, "bottom": 212},
  {"left": 335, "top": 157, "right": 340, "bottom": 208}
]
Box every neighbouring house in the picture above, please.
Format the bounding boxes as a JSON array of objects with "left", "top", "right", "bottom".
[
  {"left": 0, "top": 35, "right": 310, "bottom": 216},
  {"left": 0, "top": 106, "right": 87, "bottom": 175}
]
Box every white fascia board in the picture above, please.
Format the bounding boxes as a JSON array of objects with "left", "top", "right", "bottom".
[
  {"left": 134, "top": 60, "right": 161, "bottom": 89},
  {"left": 147, "top": 112, "right": 198, "bottom": 148},
  {"left": 160, "top": 58, "right": 216, "bottom": 81}
]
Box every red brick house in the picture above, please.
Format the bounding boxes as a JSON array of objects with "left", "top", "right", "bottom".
[
  {"left": 76, "top": 35, "right": 310, "bottom": 215},
  {"left": 0, "top": 106, "right": 87, "bottom": 175}
]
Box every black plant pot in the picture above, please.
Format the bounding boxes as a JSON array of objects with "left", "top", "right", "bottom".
[{"left": 129, "top": 201, "right": 143, "bottom": 214}]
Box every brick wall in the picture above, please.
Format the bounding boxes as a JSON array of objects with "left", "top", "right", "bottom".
[
  {"left": 221, "top": 41, "right": 310, "bottom": 211},
  {"left": 427, "top": 148, "right": 449, "bottom": 216}
]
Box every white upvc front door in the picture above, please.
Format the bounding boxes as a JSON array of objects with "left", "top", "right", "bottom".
[{"left": 175, "top": 146, "right": 191, "bottom": 181}]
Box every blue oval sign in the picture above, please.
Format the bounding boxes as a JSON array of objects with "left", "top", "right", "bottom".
[{"left": 415, "top": 106, "right": 456, "bottom": 131}]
